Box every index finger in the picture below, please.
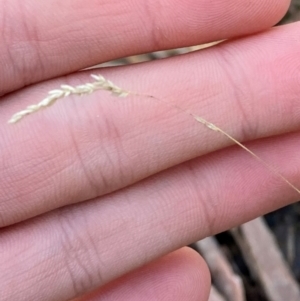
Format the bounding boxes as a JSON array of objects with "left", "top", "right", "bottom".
[{"left": 1, "top": 0, "right": 289, "bottom": 94}]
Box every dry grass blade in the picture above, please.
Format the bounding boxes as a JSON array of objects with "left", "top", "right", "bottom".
[
  {"left": 8, "top": 74, "right": 300, "bottom": 195},
  {"left": 192, "top": 115, "right": 300, "bottom": 194}
]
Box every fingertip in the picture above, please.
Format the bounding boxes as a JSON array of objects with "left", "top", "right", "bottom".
[
  {"left": 76, "top": 247, "right": 211, "bottom": 301},
  {"left": 255, "top": 0, "right": 291, "bottom": 28}
]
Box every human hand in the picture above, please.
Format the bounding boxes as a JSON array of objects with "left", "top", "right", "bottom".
[{"left": 1, "top": 0, "right": 300, "bottom": 300}]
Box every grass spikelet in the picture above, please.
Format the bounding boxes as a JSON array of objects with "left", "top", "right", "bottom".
[
  {"left": 8, "top": 74, "right": 300, "bottom": 194},
  {"left": 8, "top": 75, "right": 129, "bottom": 124}
]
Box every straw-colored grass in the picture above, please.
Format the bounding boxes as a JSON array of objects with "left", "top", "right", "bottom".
[
  {"left": 8, "top": 75, "right": 129, "bottom": 124},
  {"left": 8, "top": 74, "right": 300, "bottom": 194}
]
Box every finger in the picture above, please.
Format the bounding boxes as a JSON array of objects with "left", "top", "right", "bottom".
[
  {"left": 1, "top": 131, "right": 299, "bottom": 301},
  {"left": 1, "top": 0, "right": 289, "bottom": 94},
  {"left": 2, "top": 22, "right": 300, "bottom": 227},
  {"left": 74, "top": 248, "right": 210, "bottom": 301}
]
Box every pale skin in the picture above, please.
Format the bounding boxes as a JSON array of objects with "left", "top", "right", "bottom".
[{"left": 1, "top": 0, "right": 300, "bottom": 300}]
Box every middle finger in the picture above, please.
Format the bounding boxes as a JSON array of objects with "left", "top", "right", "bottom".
[{"left": 1, "top": 22, "right": 300, "bottom": 226}]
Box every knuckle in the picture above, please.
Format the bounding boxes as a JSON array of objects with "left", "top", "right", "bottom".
[
  {"left": 185, "top": 161, "right": 219, "bottom": 236},
  {"left": 0, "top": 3, "right": 46, "bottom": 93},
  {"left": 66, "top": 100, "right": 135, "bottom": 196},
  {"left": 142, "top": 0, "right": 168, "bottom": 50},
  {"left": 56, "top": 209, "right": 105, "bottom": 295},
  {"left": 217, "top": 46, "right": 259, "bottom": 141}
]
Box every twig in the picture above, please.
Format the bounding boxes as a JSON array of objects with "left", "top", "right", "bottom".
[
  {"left": 196, "top": 237, "right": 246, "bottom": 301},
  {"left": 231, "top": 218, "right": 300, "bottom": 301}
]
